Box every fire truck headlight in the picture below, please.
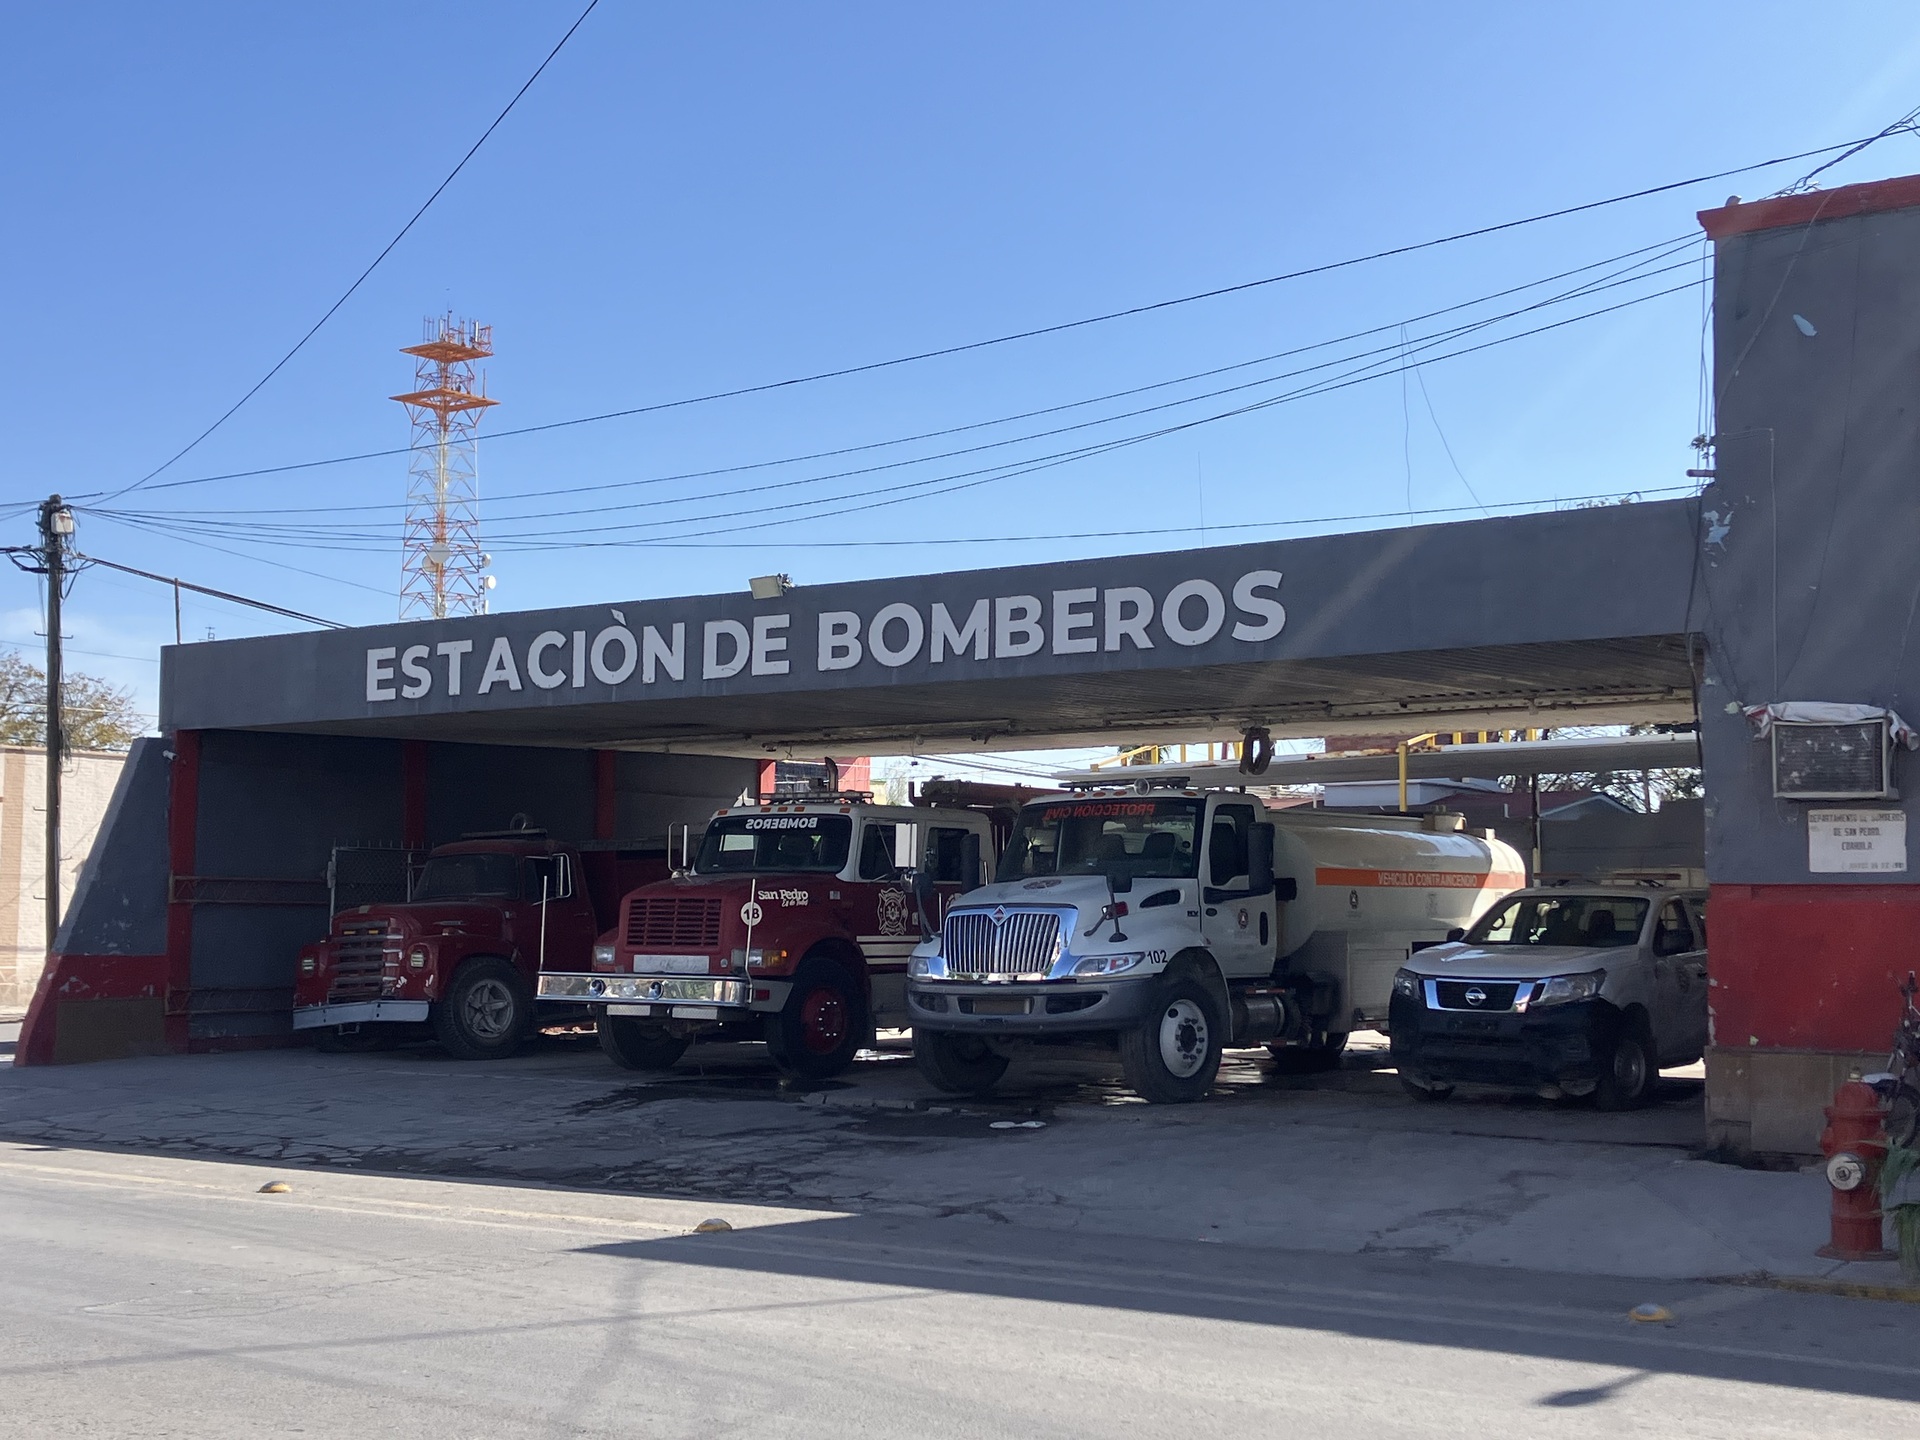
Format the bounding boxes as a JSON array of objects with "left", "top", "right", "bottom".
[
  {"left": 300, "top": 955, "right": 317, "bottom": 976},
  {"left": 408, "top": 947, "right": 428, "bottom": 970},
  {"left": 592, "top": 943, "right": 616, "bottom": 969},
  {"left": 1072, "top": 952, "right": 1144, "bottom": 977}
]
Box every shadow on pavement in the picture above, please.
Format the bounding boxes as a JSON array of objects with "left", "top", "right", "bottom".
[{"left": 577, "top": 1211, "right": 1920, "bottom": 1406}]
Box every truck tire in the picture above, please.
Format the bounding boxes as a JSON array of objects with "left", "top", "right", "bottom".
[
  {"left": 597, "top": 1017, "right": 689, "bottom": 1072},
  {"left": 1594, "top": 1016, "right": 1656, "bottom": 1111},
  {"left": 1119, "top": 974, "right": 1223, "bottom": 1103},
  {"left": 913, "top": 1029, "right": 1009, "bottom": 1096},
  {"left": 764, "top": 958, "right": 865, "bottom": 1080},
  {"left": 1267, "top": 1031, "right": 1348, "bottom": 1075},
  {"left": 432, "top": 957, "right": 531, "bottom": 1061}
]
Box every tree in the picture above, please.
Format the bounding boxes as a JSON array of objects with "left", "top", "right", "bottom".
[{"left": 0, "top": 649, "right": 143, "bottom": 751}]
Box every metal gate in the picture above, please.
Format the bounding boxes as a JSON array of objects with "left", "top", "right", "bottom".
[{"left": 328, "top": 844, "right": 423, "bottom": 915}]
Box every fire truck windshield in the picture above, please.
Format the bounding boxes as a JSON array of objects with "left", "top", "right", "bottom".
[
  {"left": 413, "top": 853, "right": 520, "bottom": 900},
  {"left": 997, "top": 798, "right": 1203, "bottom": 883},
  {"left": 695, "top": 814, "right": 854, "bottom": 874}
]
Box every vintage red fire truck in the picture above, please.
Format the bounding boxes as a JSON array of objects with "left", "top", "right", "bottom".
[
  {"left": 293, "top": 831, "right": 666, "bottom": 1060},
  {"left": 538, "top": 795, "right": 998, "bottom": 1078}
]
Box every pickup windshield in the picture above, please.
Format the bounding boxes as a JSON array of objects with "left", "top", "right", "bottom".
[
  {"left": 413, "top": 853, "right": 520, "bottom": 901},
  {"left": 695, "top": 814, "right": 853, "bottom": 874},
  {"left": 998, "top": 798, "right": 1202, "bottom": 882},
  {"left": 1466, "top": 894, "right": 1648, "bottom": 948}
]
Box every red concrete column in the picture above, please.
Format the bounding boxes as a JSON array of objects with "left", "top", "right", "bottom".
[
  {"left": 593, "top": 750, "right": 617, "bottom": 841},
  {"left": 401, "top": 740, "right": 428, "bottom": 851},
  {"left": 757, "top": 759, "right": 777, "bottom": 799},
  {"left": 163, "top": 729, "right": 201, "bottom": 1052}
]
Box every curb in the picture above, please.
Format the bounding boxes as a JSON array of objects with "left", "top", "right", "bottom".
[{"left": 1727, "top": 1273, "right": 1920, "bottom": 1305}]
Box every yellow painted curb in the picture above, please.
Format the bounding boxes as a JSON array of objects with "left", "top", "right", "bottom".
[
  {"left": 258, "top": 1181, "right": 292, "bottom": 1194},
  {"left": 1759, "top": 1275, "right": 1920, "bottom": 1305}
]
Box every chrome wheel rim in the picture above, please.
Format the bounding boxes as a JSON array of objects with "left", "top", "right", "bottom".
[
  {"left": 462, "top": 978, "right": 517, "bottom": 1040},
  {"left": 1157, "top": 998, "right": 1209, "bottom": 1078}
]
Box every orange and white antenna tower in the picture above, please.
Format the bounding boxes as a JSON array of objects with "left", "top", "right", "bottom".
[{"left": 392, "top": 314, "right": 498, "bottom": 619}]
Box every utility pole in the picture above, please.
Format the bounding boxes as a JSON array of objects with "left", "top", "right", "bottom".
[{"left": 38, "top": 495, "right": 73, "bottom": 953}]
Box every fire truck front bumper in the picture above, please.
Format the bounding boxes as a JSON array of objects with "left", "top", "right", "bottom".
[
  {"left": 292, "top": 1000, "right": 431, "bottom": 1030},
  {"left": 538, "top": 972, "right": 788, "bottom": 1018}
]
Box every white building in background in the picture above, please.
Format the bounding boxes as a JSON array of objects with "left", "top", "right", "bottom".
[{"left": 0, "top": 747, "right": 127, "bottom": 1012}]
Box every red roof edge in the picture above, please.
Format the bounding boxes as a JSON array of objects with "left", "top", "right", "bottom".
[{"left": 1699, "top": 173, "right": 1920, "bottom": 240}]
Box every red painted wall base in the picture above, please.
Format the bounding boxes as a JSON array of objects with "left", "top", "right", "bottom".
[
  {"left": 14, "top": 954, "right": 174, "bottom": 1066},
  {"left": 1709, "top": 884, "right": 1918, "bottom": 1052}
]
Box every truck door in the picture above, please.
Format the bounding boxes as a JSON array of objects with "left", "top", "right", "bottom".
[
  {"left": 1199, "top": 801, "right": 1269, "bottom": 978},
  {"left": 1649, "top": 897, "right": 1709, "bottom": 1063},
  {"left": 527, "top": 854, "right": 596, "bottom": 977},
  {"left": 855, "top": 819, "right": 918, "bottom": 1023}
]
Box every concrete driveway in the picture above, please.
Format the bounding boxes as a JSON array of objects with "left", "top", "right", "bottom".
[{"left": 1, "top": 1022, "right": 1866, "bottom": 1286}]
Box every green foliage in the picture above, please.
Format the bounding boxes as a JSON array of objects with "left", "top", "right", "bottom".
[
  {"left": 1880, "top": 1142, "right": 1920, "bottom": 1276},
  {"left": 0, "top": 649, "right": 142, "bottom": 751}
]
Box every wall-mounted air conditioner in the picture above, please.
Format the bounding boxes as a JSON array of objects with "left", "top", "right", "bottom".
[{"left": 1772, "top": 718, "right": 1896, "bottom": 800}]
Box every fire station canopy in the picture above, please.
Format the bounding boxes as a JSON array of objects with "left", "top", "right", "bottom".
[{"left": 161, "top": 499, "right": 1705, "bottom": 756}]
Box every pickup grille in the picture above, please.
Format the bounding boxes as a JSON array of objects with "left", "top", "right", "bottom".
[
  {"left": 1432, "top": 980, "right": 1523, "bottom": 1012},
  {"left": 942, "top": 909, "right": 1064, "bottom": 977},
  {"left": 626, "top": 895, "right": 723, "bottom": 949},
  {"left": 328, "top": 922, "right": 393, "bottom": 1002}
]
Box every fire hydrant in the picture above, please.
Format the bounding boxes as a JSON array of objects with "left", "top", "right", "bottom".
[{"left": 1817, "top": 1069, "right": 1896, "bottom": 1261}]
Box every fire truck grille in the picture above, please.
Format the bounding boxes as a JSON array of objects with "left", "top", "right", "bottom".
[
  {"left": 941, "top": 910, "right": 1064, "bottom": 977},
  {"left": 626, "top": 896, "right": 724, "bottom": 950},
  {"left": 328, "top": 924, "right": 392, "bottom": 1002}
]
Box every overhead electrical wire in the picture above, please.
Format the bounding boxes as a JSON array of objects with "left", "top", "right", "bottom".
[
  {"left": 95, "top": 0, "right": 603, "bottom": 504},
  {"left": 59, "top": 127, "right": 1905, "bottom": 511},
  {"left": 85, "top": 236, "right": 1702, "bottom": 550},
  {"left": 94, "top": 266, "right": 1707, "bottom": 554}
]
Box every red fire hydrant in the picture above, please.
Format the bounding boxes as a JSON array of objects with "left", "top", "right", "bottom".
[{"left": 1817, "top": 1070, "right": 1896, "bottom": 1261}]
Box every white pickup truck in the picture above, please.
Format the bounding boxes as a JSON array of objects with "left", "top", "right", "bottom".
[
  {"left": 904, "top": 780, "right": 1523, "bottom": 1102},
  {"left": 1388, "top": 885, "right": 1710, "bottom": 1109}
]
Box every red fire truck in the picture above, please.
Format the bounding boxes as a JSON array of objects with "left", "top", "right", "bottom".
[
  {"left": 539, "top": 794, "right": 998, "bottom": 1078},
  {"left": 293, "top": 831, "right": 666, "bottom": 1060}
]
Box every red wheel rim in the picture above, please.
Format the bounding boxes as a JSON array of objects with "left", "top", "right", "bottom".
[{"left": 798, "top": 986, "right": 847, "bottom": 1055}]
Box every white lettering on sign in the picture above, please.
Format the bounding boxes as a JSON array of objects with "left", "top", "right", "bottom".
[
  {"left": 1808, "top": 808, "right": 1908, "bottom": 873},
  {"left": 359, "top": 571, "right": 1291, "bottom": 704},
  {"left": 743, "top": 815, "right": 819, "bottom": 830}
]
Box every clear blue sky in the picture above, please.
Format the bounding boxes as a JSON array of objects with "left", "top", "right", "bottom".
[{"left": 4, "top": 3, "right": 1920, "bottom": 728}]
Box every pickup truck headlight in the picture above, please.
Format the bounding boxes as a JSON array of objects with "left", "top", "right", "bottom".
[
  {"left": 1392, "top": 968, "right": 1419, "bottom": 1000},
  {"left": 407, "top": 947, "right": 428, "bottom": 970},
  {"left": 1072, "top": 952, "right": 1144, "bottom": 977},
  {"left": 592, "top": 943, "right": 616, "bottom": 969},
  {"left": 1533, "top": 970, "right": 1605, "bottom": 1007}
]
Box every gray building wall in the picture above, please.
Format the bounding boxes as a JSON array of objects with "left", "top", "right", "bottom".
[{"left": 1699, "top": 200, "right": 1920, "bottom": 884}]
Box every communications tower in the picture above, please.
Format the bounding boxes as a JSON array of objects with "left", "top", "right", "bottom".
[{"left": 393, "top": 315, "right": 498, "bottom": 619}]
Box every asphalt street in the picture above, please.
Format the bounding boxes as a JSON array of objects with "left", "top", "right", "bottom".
[{"left": 2, "top": 1144, "right": 1916, "bottom": 1439}]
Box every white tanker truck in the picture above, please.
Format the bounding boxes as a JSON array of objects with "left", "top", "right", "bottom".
[{"left": 904, "top": 779, "right": 1525, "bottom": 1102}]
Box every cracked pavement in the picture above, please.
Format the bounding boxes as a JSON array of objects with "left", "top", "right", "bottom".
[{"left": 0, "top": 1025, "right": 1863, "bottom": 1282}]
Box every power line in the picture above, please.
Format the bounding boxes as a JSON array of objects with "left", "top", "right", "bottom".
[
  {"left": 488, "top": 486, "right": 1699, "bottom": 551},
  {"left": 86, "top": 243, "right": 1702, "bottom": 548},
  {"left": 97, "top": 0, "right": 602, "bottom": 504},
  {"left": 73, "top": 553, "right": 344, "bottom": 629},
  {"left": 63, "top": 129, "right": 1897, "bottom": 508}
]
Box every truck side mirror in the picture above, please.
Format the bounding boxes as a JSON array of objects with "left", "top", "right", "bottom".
[
  {"left": 961, "top": 832, "right": 982, "bottom": 887},
  {"left": 1249, "top": 823, "right": 1276, "bottom": 897},
  {"left": 910, "top": 866, "right": 937, "bottom": 939},
  {"left": 1447, "top": 927, "right": 1466, "bottom": 942},
  {"left": 1274, "top": 877, "right": 1298, "bottom": 903}
]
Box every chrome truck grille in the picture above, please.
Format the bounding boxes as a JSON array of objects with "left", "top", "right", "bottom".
[
  {"left": 941, "top": 908, "right": 1064, "bottom": 977},
  {"left": 626, "top": 896, "right": 723, "bottom": 949},
  {"left": 328, "top": 922, "right": 392, "bottom": 1002}
]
